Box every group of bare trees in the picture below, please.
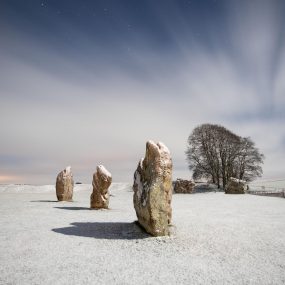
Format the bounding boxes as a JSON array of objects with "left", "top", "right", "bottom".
[{"left": 186, "top": 124, "right": 264, "bottom": 189}]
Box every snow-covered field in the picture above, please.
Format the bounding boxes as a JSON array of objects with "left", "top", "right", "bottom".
[
  {"left": 249, "top": 179, "right": 285, "bottom": 192},
  {"left": 0, "top": 183, "right": 284, "bottom": 285}
]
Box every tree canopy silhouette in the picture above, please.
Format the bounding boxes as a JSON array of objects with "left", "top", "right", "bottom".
[{"left": 186, "top": 124, "right": 264, "bottom": 188}]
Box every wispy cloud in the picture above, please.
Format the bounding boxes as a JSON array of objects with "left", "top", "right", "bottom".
[{"left": 0, "top": 0, "right": 284, "bottom": 183}]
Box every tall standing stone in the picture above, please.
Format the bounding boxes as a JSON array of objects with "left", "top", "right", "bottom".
[
  {"left": 56, "top": 166, "right": 74, "bottom": 201},
  {"left": 133, "top": 141, "right": 173, "bottom": 236},
  {"left": 90, "top": 165, "right": 112, "bottom": 209}
]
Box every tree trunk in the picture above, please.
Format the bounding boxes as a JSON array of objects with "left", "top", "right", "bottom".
[
  {"left": 216, "top": 172, "right": 220, "bottom": 188},
  {"left": 222, "top": 177, "right": 226, "bottom": 189}
]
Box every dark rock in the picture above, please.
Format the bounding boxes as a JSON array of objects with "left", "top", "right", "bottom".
[
  {"left": 174, "top": 179, "right": 195, "bottom": 193},
  {"left": 225, "top": 177, "right": 247, "bottom": 194}
]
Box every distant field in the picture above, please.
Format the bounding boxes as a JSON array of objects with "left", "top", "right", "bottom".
[{"left": 249, "top": 179, "right": 285, "bottom": 191}]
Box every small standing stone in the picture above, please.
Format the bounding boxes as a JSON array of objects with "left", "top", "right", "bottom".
[
  {"left": 133, "top": 141, "right": 173, "bottom": 236},
  {"left": 174, "top": 179, "right": 195, "bottom": 193},
  {"left": 90, "top": 165, "right": 112, "bottom": 209},
  {"left": 56, "top": 166, "right": 74, "bottom": 201},
  {"left": 225, "top": 177, "right": 247, "bottom": 194}
]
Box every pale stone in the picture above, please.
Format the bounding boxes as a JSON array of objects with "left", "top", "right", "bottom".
[
  {"left": 90, "top": 165, "right": 112, "bottom": 209},
  {"left": 56, "top": 166, "right": 74, "bottom": 201},
  {"left": 174, "top": 179, "right": 195, "bottom": 193},
  {"left": 133, "top": 141, "right": 172, "bottom": 236},
  {"left": 225, "top": 177, "right": 247, "bottom": 194}
]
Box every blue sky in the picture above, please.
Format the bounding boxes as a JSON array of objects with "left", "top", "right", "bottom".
[{"left": 0, "top": 0, "right": 285, "bottom": 184}]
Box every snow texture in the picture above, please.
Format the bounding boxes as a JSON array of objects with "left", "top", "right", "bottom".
[
  {"left": 229, "top": 177, "right": 246, "bottom": 184},
  {"left": 65, "top": 166, "right": 71, "bottom": 174},
  {"left": 0, "top": 183, "right": 284, "bottom": 285},
  {"left": 157, "top": 141, "right": 170, "bottom": 154},
  {"left": 0, "top": 184, "right": 89, "bottom": 193},
  {"left": 97, "top": 165, "right": 111, "bottom": 178}
]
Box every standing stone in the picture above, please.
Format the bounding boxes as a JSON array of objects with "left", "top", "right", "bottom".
[
  {"left": 225, "top": 177, "right": 247, "bottom": 194},
  {"left": 56, "top": 166, "right": 74, "bottom": 201},
  {"left": 133, "top": 141, "right": 173, "bottom": 236},
  {"left": 174, "top": 179, "right": 195, "bottom": 193},
  {"left": 90, "top": 165, "right": 112, "bottom": 209}
]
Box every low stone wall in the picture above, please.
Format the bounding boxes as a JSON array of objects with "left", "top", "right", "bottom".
[
  {"left": 173, "top": 179, "right": 195, "bottom": 194},
  {"left": 225, "top": 177, "right": 247, "bottom": 194}
]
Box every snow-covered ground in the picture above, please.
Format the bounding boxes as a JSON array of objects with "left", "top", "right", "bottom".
[
  {"left": 249, "top": 179, "right": 285, "bottom": 192},
  {"left": 0, "top": 183, "right": 91, "bottom": 193},
  {"left": 0, "top": 183, "right": 284, "bottom": 285}
]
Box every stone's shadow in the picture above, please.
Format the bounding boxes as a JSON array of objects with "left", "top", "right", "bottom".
[
  {"left": 52, "top": 222, "right": 150, "bottom": 240},
  {"left": 54, "top": 206, "right": 90, "bottom": 210},
  {"left": 30, "top": 200, "right": 58, "bottom": 203}
]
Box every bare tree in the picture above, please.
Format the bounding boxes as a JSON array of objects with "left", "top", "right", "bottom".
[
  {"left": 186, "top": 124, "right": 219, "bottom": 186},
  {"left": 186, "top": 124, "right": 264, "bottom": 188},
  {"left": 234, "top": 137, "right": 264, "bottom": 182}
]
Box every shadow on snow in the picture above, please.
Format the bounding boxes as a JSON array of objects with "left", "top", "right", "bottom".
[
  {"left": 52, "top": 221, "right": 150, "bottom": 240},
  {"left": 54, "top": 206, "right": 90, "bottom": 210},
  {"left": 30, "top": 200, "right": 58, "bottom": 203}
]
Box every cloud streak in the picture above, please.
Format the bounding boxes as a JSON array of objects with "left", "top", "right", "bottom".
[{"left": 0, "top": 0, "right": 284, "bottom": 183}]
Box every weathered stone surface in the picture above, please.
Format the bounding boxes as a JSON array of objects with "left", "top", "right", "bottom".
[
  {"left": 90, "top": 165, "right": 112, "bottom": 209},
  {"left": 56, "top": 166, "right": 74, "bottom": 201},
  {"left": 225, "top": 177, "right": 247, "bottom": 194},
  {"left": 174, "top": 179, "right": 195, "bottom": 193},
  {"left": 133, "top": 141, "right": 172, "bottom": 236}
]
